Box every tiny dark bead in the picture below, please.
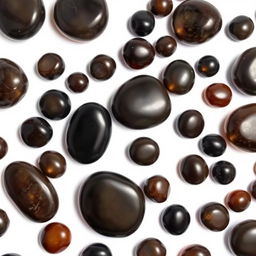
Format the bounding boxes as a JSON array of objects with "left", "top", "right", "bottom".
[
  {"left": 197, "top": 55, "right": 220, "bottom": 77},
  {"left": 81, "top": 243, "right": 112, "bottom": 256},
  {"left": 211, "top": 161, "right": 236, "bottom": 185},
  {"left": 226, "top": 190, "right": 251, "bottom": 212},
  {"left": 66, "top": 72, "right": 89, "bottom": 93},
  {"left": 0, "top": 209, "right": 9, "bottom": 237},
  {"left": 149, "top": 0, "right": 173, "bottom": 17},
  {"left": 0, "top": 137, "right": 8, "bottom": 159},
  {"left": 200, "top": 134, "right": 226, "bottom": 157},
  {"left": 155, "top": 36, "right": 177, "bottom": 57},
  {"left": 136, "top": 238, "right": 166, "bottom": 256}
]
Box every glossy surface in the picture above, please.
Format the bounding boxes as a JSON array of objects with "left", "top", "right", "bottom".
[
  {"left": 229, "top": 15, "right": 254, "bottom": 40},
  {"left": 66, "top": 72, "right": 89, "bottom": 93},
  {"left": 162, "top": 205, "right": 190, "bottom": 235},
  {"left": 200, "top": 134, "right": 226, "bottom": 157},
  {"left": 177, "top": 110, "right": 204, "bottom": 138},
  {"left": 163, "top": 60, "right": 195, "bottom": 94},
  {"left": 197, "top": 56, "right": 220, "bottom": 77},
  {"left": 131, "top": 11, "right": 155, "bottom": 36},
  {"left": 0, "top": 59, "right": 28, "bottom": 108},
  {"left": 179, "top": 245, "right": 211, "bottom": 256},
  {"left": 149, "top": 0, "right": 173, "bottom": 17},
  {"left": 180, "top": 155, "right": 209, "bottom": 185},
  {"left": 123, "top": 38, "right": 155, "bottom": 69},
  {"left": 172, "top": 0, "right": 222, "bottom": 44},
  {"left": 79, "top": 172, "right": 145, "bottom": 237},
  {"left": 0, "top": 0, "right": 45, "bottom": 39},
  {"left": 225, "top": 104, "right": 256, "bottom": 151},
  {"left": 155, "top": 36, "right": 177, "bottom": 57},
  {"left": 4, "top": 161, "right": 58, "bottom": 222},
  {"left": 41, "top": 222, "right": 71, "bottom": 253},
  {"left": 251, "top": 180, "right": 256, "bottom": 199},
  {"left": 205, "top": 83, "right": 232, "bottom": 107},
  {"left": 211, "top": 161, "right": 236, "bottom": 185},
  {"left": 0, "top": 137, "right": 8, "bottom": 159},
  {"left": 20, "top": 117, "right": 53, "bottom": 148},
  {"left": 67, "top": 103, "right": 111, "bottom": 164},
  {"left": 112, "top": 75, "right": 171, "bottom": 129},
  {"left": 230, "top": 220, "right": 256, "bottom": 256},
  {"left": 90, "top": 55, "right": 116, "bottom": 81},
  {"left": 0, "top": 209, "right": 9, "bottom": 237},
  {"left": 37, "top": 53, "right": 65, "bottom": 80},
  {"left": 129, "top": 137, "right": 159, "bottom": 165},
  {"left": 81, "top": 243, "right": 112, "bottom": 256},
  {"left": 39, "top": 151, "right": 66, "bottom": 178},
  {"left": 136, "top": 238, "right": 166, "bottom": 256},
  {"left": 144, "top": 175, "right": 170, "bottom": 203},
  {"left": 54, "top": 0, "right": 108, "bottom": 41},
  {"left": 226, "top": 190, "right": 251, "bottom": 212},
  {"left": 200, "top": 203, "right": 229, "bottom": 231}
]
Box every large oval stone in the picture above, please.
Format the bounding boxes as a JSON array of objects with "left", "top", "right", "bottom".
[
  {"left": 0, "top": 0, "right": 45, "bottom": 40},
  {"left": 67, "top": 103, "right": 111, "bottom": 164},
  {"left": 4, "top": 162, "right": 58, "bottom": 222},
  {"left": 0, "top": 59, "right": 28, "bottom": 108},
  {"left": 112, "top": 75, "right": 171, "bottom": 129},
  {"left": 79, "top": 172, "right": 145, "bottom": 237},
  {"left": 225, "top": 104, "right": 256, "bottom": 152}
]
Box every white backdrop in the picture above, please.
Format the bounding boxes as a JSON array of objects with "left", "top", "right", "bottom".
[{"left": 0, "top": 0, "right": 256, "bottom": 255}]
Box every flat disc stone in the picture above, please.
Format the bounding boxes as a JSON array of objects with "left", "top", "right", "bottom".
[
  {"left": 112, "top": 75, "right": 171, "bottom": 129},
  {"left": 54, "top": 0, "right": 108, "bottom": 41},
  {"left": 79, "top": 172, "right": 145, "bottom": 237}
]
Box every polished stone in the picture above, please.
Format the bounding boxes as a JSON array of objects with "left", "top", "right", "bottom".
[
  {"left": 251, "top": 180, "right": 256, "bottom": 199},
  {"left": 155, "top": 36, "right": 177, "bottom": 57},
  {"left": 200, "top": 134, "right": 226, "bottom": 157},
  {"left": 4, "top": 161, "right": 58, "bottom": 222},
  {"left": 79, "top": 172, "right": 145, "bottom": 237},
  {"left": 197, "top": 55, "right": 220, "bottom": 77},
  {"left": 226, "top": 190, "right": 251, "bottom": 212},
  {"left": 136, "top": 238, "right": 166, "bottom": 256},
  {"left": 0, "top": 209, "right": 9, "bottom": 237},
  {"left": 211, "top": 161, "right": 236, "bottom": 185},
  {"left": 81, "top": 243, "right": 112, "bottom": 256},
  {"left": 67, "top": 103, "right": 111, "bottom": 164},
  {"left": 149, "top": 0, "right": 173, "bottom": 17},
  {"left": 112, "top": 75, "right": 171, "bottom": 129},
  {"left": 0, "top": 137, "right": 7, "bottom": 159},
  {"left": 179, "top": 245, "right": 211, "bottom": 256},
  {"left": 66, "top": 72, "right": 89, "bottom": 93}
]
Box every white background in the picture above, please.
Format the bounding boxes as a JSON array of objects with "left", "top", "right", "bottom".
[{"left": 0, "top": 0, "right": 256, "bottom": 255}]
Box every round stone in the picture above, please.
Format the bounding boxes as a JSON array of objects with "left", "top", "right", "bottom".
[
  {"left": 200, "top": 134, "right": 226, "bottom": 157},
  {"left": 81, "top": 243, "right": 112, "bottom": 256},
  {"left": 179, "top": 245, "right": 211, "bottom": 256},
  {"left": 66, "top": 72, "right": 89, "bottom": 93},
  {"left": 226, "top": 190, "right": 251, "bottom": 212},
  {"left": 136, "top": 238, "right": 166, "bottom": 256},
  {"left": 197, "top": 55, "right": 220, "bottom": 77},
  {"left": 149, "top": 0, "right": 173, "bottom": 17},
  {"left": 211, "top": 161, "right": 236, "bottom": 185},
  {"left": 0, "top": 209, "right": 9, "bottom": 237},
  {"left": 155, "top": 36, "right": 177, "bottom": 57},
  {"left": 0, "top": 137, "right": 8, "bottom": 160}
]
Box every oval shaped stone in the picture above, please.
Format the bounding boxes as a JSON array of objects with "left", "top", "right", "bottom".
[
  {"left": 67, "top": 103, "right": 112, "bottom": 164},
  {"left": 225, "top": 104, "right": 256, "bottom": 152},
  {"left": 112, "top": 75, "right": 171, "bottom": 129},
  {"left": 0, "top": 59, "right": 28, "bottom": 108},
  {"left": 79, "top": 171, "right": 145, "bottom": 237},
  {"left": 0, "top": 0, "right": 45, "bottom": 40},
  {"left": 54, "top": 0, "right": 108, "bottom": 41},
  {"left": 4, "top": 161, "right": 59, "bottom": 222}
]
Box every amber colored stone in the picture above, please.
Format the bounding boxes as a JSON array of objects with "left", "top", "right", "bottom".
[
  {"left": 172, "top": 0, "right": 222, "bottom": 44},
  {"left": 81, "top": 243, "right": 112, "bottom": 256},
  {"left": 123, "top": 38, "right": 155, "bottom": 69},
  {"left": 66, "top": 72, "right": 89, "bottom": 93},
  {"left": 149, "top": 0, "right": 173, "bottom": 17},
  {"left": 144, "top": 175, "right": 170, "bottom": 203},
  {"left": 136, "top": 238, "right": 166, "bottom": 256},
  {"left": 0, "top": 137, "right": 7, "bottom": 159},
  {"left": 39, "top": 151, "right": 66, "bottom": 178},
  {"left": 0, "top": 209, "right": 9, "bottom": 237},
  {"left": 41, "top": 222, "right": 71, "bottom": 253},
  {"left": 0, "top": 59, "right": 28, "bottom": 108},
  {"left": 155, "top": 36, "right": 177, "bottom": 57},
  {"left": 90, "top": 55, "right": 116, "bottom": 81},
  {"left": 179, "top": 245, "right": 211, "bottom": 256},
  {"left": 225, "top": 104, "right": 256, "bottom": 152},
  {"left": 226, "top": 190, "right": 251, "bottom": 212},
  {"left": 37, "top": 53, "right": 65, "bottom": 80},
  {"left": 200, "top": 202, "right": 229, "bottom": 231},
  {"left": 54, "top": 0, "right": 108, "bottom": 41},
  {"left": 197, "top": 55, "right": 220, "bottom": 77}
]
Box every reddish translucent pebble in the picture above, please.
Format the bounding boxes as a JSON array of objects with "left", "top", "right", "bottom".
[
  {"left": 149, "top": 0, "right": 173, "bottom": 17},
  {"left": 0, "top": 137, "right": 8, "bottom": 159},
  {"left": 226, "top": 190, "right": 251, "bottom": 212}
]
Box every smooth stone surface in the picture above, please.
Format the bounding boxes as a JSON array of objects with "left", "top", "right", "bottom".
[
  {"left": 0, "top": 0, "right": 45, "bottom": 39},
  {"left": 81, "top": 243, "right": 112, "bottom": 256},
  {"left": 225, "top": 104, "right": 256, "bottom": 151},
  {"left": 226, "top": 190, "right": 251, "bottom": 212},
  {"left": 136, "top": 238, "right": 166, "bottom": 256},
  {"left": 177, "top": 110, "right": 204, "bottom": 138},
  {"left": 162, "top": 205, "right": 190, "bottom": 235},
  {"left": 180, "top": 155, "right": 209, "bottom": 185},
  {"left": 200, "top": 134, "right": 226, "bottom": 157},
  {"left": 155, "top": 36, "right": 177, "bottom": 57},
  {"left": 4, "top": 161, "right": 58, "bottom": 222},
  {"left": 0, "top": 59, "right": 28, "bottom": 108},
  {"left": 211, "top": 161, "right": 236, "bottom": 185},
  {"left": 20, "top": 117, "right": 53, "bottom": 148},
  {"left": 112, "top": 75, "right": 171, "bottom": 129},
  {"left": 54, "top": 0, "right": 108, "bottom": 41},
  {"left": 129, "top": 137, "right": 159, "bottom": 165},
  {"left": 163, "top": 60, "right": 195, "bottom": 95},
  {"left": 149, "top": 0, "right": 173, "bottom": 17},
  {"left": 251, "top": 180, "right": 256, "bottom": 199},
  {"left": 179, "top": 245, "right": 211, "bottom": 256},
  {"left": 67, "top": 103, "right": 111, "bottom": 164},
  {"left": 0, "top": 209, "right": 9, "bottom": 237},
  {"left": 66, "top": 72, "right": 89, "bottom": 93},
  {"left": 123, "top": 38, "right": 155, "bottom": 69},
  {"left": 172, "top": 0, "right": 222, "bottom": 44},
  {"left": 230, "top": 220, "right": 256, "bottom": 256},
  {"left": 200, "top": 203, "right": 229, "bottom": 231},
  {"left": 79, "top": 172, "right": 145, "bottom": 237},
  {"left": 197, "top": 55, "right": 220, "bottom": 77},
  {"left": 0, "top": 137, "right": 8, "bottom": 159}
]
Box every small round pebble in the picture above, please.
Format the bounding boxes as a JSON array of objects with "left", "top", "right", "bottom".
[
  {"left": 211, "top": 161, "right": 236, "bottom": 185},
  {"left": 179, "top": 245, "right": 211, "bottom": 256},
  {"left": 81, "top": 243, "right": 112, "bottom": 256},
  {"left": 66, "top": 72, "right": 89, "bottom": 93},
  {"left": 0, "top": 209, "right": 9, "bottom": 237},
  {"left": 226, "top": 190, "right": 251, "bottom": 212},
  {"left": 197, "top": 55, "right": 220, "bottom": 77},
  {"left": 200, "top": 134, "right": 226, "bottom": 157},
  {"left": 155, "top": 36, "right": 177, "bottom": 57},
  {"left": 0, "top": 137, "right": 8, "bottom": 159},
  {"left": 149, "top": 0, "right": 173, "bottom": 17},
  {"left": 136, "top": 238, "right": 166, "bottom": 256}
]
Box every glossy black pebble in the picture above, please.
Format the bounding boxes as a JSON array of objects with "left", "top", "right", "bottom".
[
  {"left": 211, "top": 161, "right": 236, "bottom": 185},
  {"left": 112, "top": 75, "right": 171, "bottom": 129},
  {"left": 20, "top": 117, "right": 53, "bottom": 148},
  {"left": 162, "top": 205, "right": 190, "bottom": 235},
  {"left": 0, "top": 0, "right": 45, "bottom": 40},
  {"left": 197, "top": 56, "right": 220, "bottom": 77},
  {"left": 81, "top": 243, "right": 112, "bottom": 256},
  {"left": 67, "top": 103, "right": 111, "bottom": 164},
  {"left": 39, "top": 90, "right": 71, "bottom": 120},
  {"left": 79, "top": 172, "right": 145, "bottom": 237},
  {"left": 0, "top": 209, "right": 9, "bottom": 236},
  {"left": 200, "top": 134, "right": 226, "bottom": 157},
  {"left": 130, "top": 11, "right": 155, "bottom": 37}
]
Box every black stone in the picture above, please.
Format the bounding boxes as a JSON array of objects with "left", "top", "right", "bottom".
[
  {"left": 200, "top": 134, "right": 226, "bottom": 157},
  {"left": 81, "top": 243, "right": 112, "bottom": 256},
  {"left": 197, "top": 55, "right": 220, "bottom": 77},
  {"left": 211, "top": 161, "right": 236, "bottom": 185}
]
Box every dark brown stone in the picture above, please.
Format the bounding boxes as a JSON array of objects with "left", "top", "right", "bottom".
[
  {"left": 66, "top": 72, "right": 89, "bottom": 93},
  {"left": 149, "top": 0, "right": 173, "bottom": 17},
  {"left": 0, "top": 209, "right": 9, "bottom": 237},
  {"left": 226, "top": 190, "right": 251, "bottom": 212},
  {"left": 0, "top": 137, "right": 8, "bottom": 159},
  {"left": 179, "top": 245, "right": 211, "bottom": 256},
  {"left": 155, "top": 36, "right": 177, "bottom": 57},
  {"left": 136, "top": 238, "right": 166, "bottom": 256}
]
